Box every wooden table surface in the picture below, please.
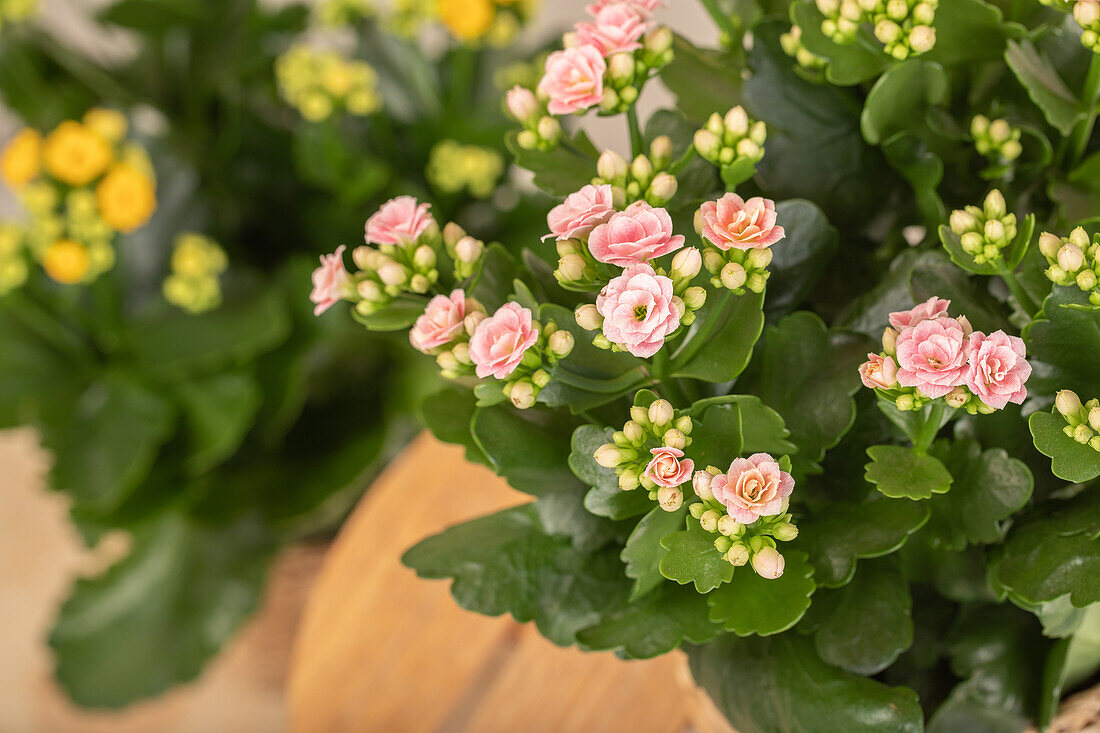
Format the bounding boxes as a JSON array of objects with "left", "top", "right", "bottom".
[{"left": 288, "top": 434, "right": 695, "bottom": 733}]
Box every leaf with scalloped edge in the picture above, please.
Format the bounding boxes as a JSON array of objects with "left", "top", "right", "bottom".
[
  {"left": 659, "top": 520, "right": 734, "bottom": 593},
  {"left": 576, "top": 583, "right": 720, "bottom": 659},
  {"left": 866, "top": 445, "right": 953, "bottom": 500},
  {"left": 1030, "top": 410, "right": 1100, "bottom": 483},
  {"left": 707, "top": 551, "right": 816, "bottom": 636}
]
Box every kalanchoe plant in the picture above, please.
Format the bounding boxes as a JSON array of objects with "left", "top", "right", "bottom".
[{"left": 316, "top": 0, "right": 1100, "bottom": 729}]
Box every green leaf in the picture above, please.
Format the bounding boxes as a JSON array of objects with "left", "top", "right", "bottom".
[
  {"left": 473, "top": 405, "right": 578, "bottom": 496},
  {"left": 1062, "top": 604, "right": 1100, "bottom": 688},
  {"left": 860, "top": 60, "right": 948, "bottom": 145},
  {"left": 570, "top": 425, "right": 654, "bottom": 520},
  {"left": 45, "top": 376, "right": 177, "bottom": 517},
  {"left": 505, "top": 129, "right": 600, "bottom": 197},
  {"left": 659, "top": 520, "right": 734, "bottom": 593},
  {"left": 1030, "top": 410, "right": 1100, "bottom": 483},
  {"left": 996, "top": 522, "right": 1100, "bottom": 608},
  {"left": 866, "top": 445, "right": 953, "bottom": 500},
  {"left": 689, "top": 634, "right": 924, "bottom": 733},
  {"left": 1024, "top": 286, "right": 1100, "bottom": 399},
  {"left": 469, "top": 244, "right": 519, "bottom": 313},
  {"left": 670, "top": 288, "right": 765, "bottom": 382},
  {"left": 759, "top": 312, "right": 868, "bottom": 468},
  {"left": 622, "top": 506, "right": 687, "bottom": 600},
  {"left": 576, "top": 583, "right": 719, "bottom": 659},
  {"left": 419, "top": 386, "right": 490, "bottom": 466},
  {"left": 98, "top": 0, "right": 202, "bottom": 31},
  {"left": 50, "top": 510, "right": 274, "bottom": 707},
  {"left": 660, "top": 35, "right": 742, "bottom": 121},
  {"left": 173, "top": 371, "right": 261, "bottom": 475},
  {"left": 924, "top": 0, "right": 1024, "bottom": 67},
  {"left": 925, "top": 441, "right": 1034, "bottom": 550},
  {"left": 813, "top": 557, "right": 913, "bottom": 675},
  {"left": 790, "top": 2, "right": 890, "bottom": 86},
  {"left": 719, "top": 156, "right": 758, "bottom": 189},
  {"left": 798, "top": 496, "right": 931, "bottom": 586},
  {"left": 688, "top": 395, "right": 797, "bottom": 469},
  {"left": 765, "top": 199, "right": 839, "bottom": 320},
  {"left": 352, "top": 294, "right": 427, "bottom": 332},
  {"left": 402, "top": 505, "right": 630, "bottom": 646},
  {"left": 938, "top": 214, "right": 1036, "bottom": 277},
  {"left": 883, "top": 133, "right": 945, "bottom": 227},
  {"left": 707, "top": 551, "right": 816, "bottom": 635},
  {"left": 1005, "top": 39, "right": 1086, "bottom": 136}
]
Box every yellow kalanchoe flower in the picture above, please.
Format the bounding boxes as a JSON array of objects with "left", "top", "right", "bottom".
[
  {"left": 0, "top": 128, "right": 42, "bottom": 188},
  {"left": 42, "top": 238, "right": 90, "bottom": 285},
  {"left": 277, "top": 45, "right": 381, "bottom": 122},
  {"left": 96, "top": 163, "right": 157, "bottom": 233},
  {"left": 42, "top": 121, "right": 113, "bottom": 186}
]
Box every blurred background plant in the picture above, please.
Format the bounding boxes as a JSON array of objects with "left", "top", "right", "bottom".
[{"left": 0, "top": 0, "right": 550, "bottom": 709}]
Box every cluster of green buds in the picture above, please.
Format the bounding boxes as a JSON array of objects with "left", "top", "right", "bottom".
[
  {"left": 816, "top": 0, "right": 937, "bottom": 58},
  {"left": 553, "top": 238, "right": 614, "bottom": 292},
  {"left": 0, "top": 222, "right": 28, "bottom": 295},
  {"left": 506, "top": 86, "right": 562, "bottom": 152},
  {"left": 1075, "top": 0, "right": 1100, "bottom": 53},
  {"left": 697, "top": 232, "right": 775, "bottom": 295},
  {"left": 499, "top": 321, "right": 577, "bottom": 408},
  {"left": 1056, "top": 390, "right": 1100, "bottom": 452},
  {"left": 442, "top": 223, "right": 487, "bottom": 281},
  {"left": 947, "top": 190, "right": 1018, "bottom": 267},
  {"left": 593, "top": 398, "right": 695, "bottom": 510},
  {"left": 595, "top": 27, "right": 674, "bottom": 115},
  {"left": 971, "top": 116, "right": 1023, "bottom": 163},
  {"left": 693, "top": 106, "right": 767, "bottom": 181},
  {"left": 1039, "top": 227, "right": 1100, "bottom": 304},
  {"left": 275, "top": 45, "right": 381, "bottom": 122},
  {"left": 162, "top": 233, "right": 228, "bottom": 314},
  {"left": 314, "top": 0, "right": 373, "bottom": 27},
  {"left": 351, "top": 226, "right": 445, "bottom": 316},
  {"left": 690, "top": 467, "right": 798, "bottom": 574},
  {"left": 426, "top": 140, "right": 505, "bottom": 199},
  {"left": 593, "top": 139, "right": 678, "bottom": 207},
  {"left": 780, "top": 25, "right": 827, "bottom": 71}
]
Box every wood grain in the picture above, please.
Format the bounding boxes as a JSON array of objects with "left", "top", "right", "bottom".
[{"left": 288, "top": 433, "right": 692, "bottom": 733}]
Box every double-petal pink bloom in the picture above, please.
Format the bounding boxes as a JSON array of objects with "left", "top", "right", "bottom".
[
  {"left": 410, "top": 289, "right": 467, "bottom": 354},
  {"left": 545, "top": 184, "right": 616, "bottom": 241},
  {"left": 859, "top": 353, "right": 898, "bottom": 390},
  {"left": 365, "top": 196, "right": 435, "bottom": 246},
  {"left": 310, "top": 245, "right": 350, "bottom": 316},
  {"left": 585, "top": 0, "right": 663, "bottom": 15},
  {"left": 575, "top": 2, "right": 650, "bottom": 56},
  {"left": 895, "top": 316, "right": 970, "bottom": 399},
  {"left": 965, "top": 330, "right": 1031, "bottom": 409},
  {"left": 538, "top": 46, "right": 607, "bottom": 116},
  {"left": 699, "top": 193, "right": 785, "bottom": 250},
  {"left": 711, "top": 453, "right": 794, "bottom": 524},
  {"left": 596, "top": 263, "right": 681, "bottom": 358},
  {"left": 645, "top": 446, "right": 694, "bottom": 488},
  {"left": 469, "top": 302, "right": 540, "bottom": 379},
  {"left": 889, "top": 296, "right": 951, "bottom": 330},
  {"left": 587, "top": 201, "right": 684, "bottom": 266}
]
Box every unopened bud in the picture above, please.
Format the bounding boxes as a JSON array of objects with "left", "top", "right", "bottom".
[
  {"left": 1039, "top": 232, "right": 1062, "bottom": 259},
  {"left": 751, "top": 546, "right": 785, "bottom": 579},
  {"left": 517, "top": 130, "right": 539, "bottom": 150},
  {"left": 734, "top": 138, "right": 760, "bottom": 160},
  {"left": 413, "top": 245, "right": 436, "bottom": 270},
  {"left": 988, "top": 119, "right": 1011, "bottom": 144},
  {"left": 682, "top": 286, "right": 706, "bottom": 311},
  {"left": 692, "top": 470, "right": 714, "bottom": 500},
  {"left": 630, "top": 406, "right": 649, "bottom": 425},
  {"left": 510, "top": 380, "right": 537, "bottom": 409},
  {"left": 674, "top": 415, "right": 693, "bottom": 435},
  {"left": 984, "top": 219, "right": 1006, "bottom": 243},
  {"left": 1076, "top": 0, "right": 1100, "bottom": 27},
  {"left": 983, "top": 189, "right": 1007, "bottom": 219},
  {"left": 409, "top": 274, "right": 431, "bottom": 293},
  {"left": 658, "top": 485, "right": 684, "bottom": 512},
  {"left": 537, "top": 116, "right": 561, "bottom": 142},
  {"left": 1075, "top": 424, "right": 1094, "bottom": 444},
  {"left": 717, "top": 515, "right": 741, "bottom": 536},
  {"left": 464, "top": 311, "right": 487, "bottom": 336},
  {"left": 623, "top": 420, "right": 644, "bottom": 443},
  {"left": 597, "top": 149, "right": 628, "bottom": 182},
  {"left": 608, "top": 52, "right": 635, "bottom": 83},
  {"left": 1058, "top": 243, "right": 1086, "bottom": 273},
  {"left": 575, "top": 303, "right": 603, "bottom": 331},
  {"left": 746, "top": 272, "right": 767, "bottom": 292},
  {"left": 1089, "top": 407, "right": 1100, "bottom": 432},
  {"left": 548, "top": 329, "right": 574, "bottom": 358},
  {"left": 726, "top": 543, "right": 750, "bottom": 567},
  {"left": 702, "top": 249, "right": 723, "bottom": 274},
  {"left": 378, "top": 262, "right": 407, "bottom": 286},
  {"left": 532, "top": 369, "right": 552, "bottom": 388},
  {"left": 557, "top": 253, "right": 587, "bottom": 282},
  {"left": 882, "top": 327, "right": 898, "bottom": 354},
  {"left": 714, "top": 535, "right": 733, "bottom": 554},
  {"left": 1057, "top": 390, "right": 1083, "bottom": 420},
  {"left": 950, "top": 209, "right": 978, "bottom": 235},
  {"left": 875, "top": 19, "right": 901, "bottom": 44},
  {"left": 619, "top": 469, "right": 640, "bottom": 491},
  {"left": 648, "top": 399, "right": 674, "bottom": 426},
  {"left": 971, "top": 114, "right": 990, "bottom": 137},
  {"left": 443, "top": 222, "right": 467, "bottom": 248},
  {"left": 771, "top": 522, "right": 799, "bottom": 542},
  {"left": 1078, "top": 269, "right": 1098, "bottom": 290},
  {"left": 594, "top": 443, "right": 624, "bottom": 468},
  {"left": 630, "top": 155, "right": 654, "bottom": 186},
  {"left": 437, "top": 350, "right": 459, "bottom": 372},
  {"left": 909, "top": 25, "right": 936, "bottom": 54},
  {"left": 896, "top": 393, "right": 916, "bottom": 411},
  {"left": 648, "top": 172, "right": 677, "bottom": 204},
  {"left": 671, "top": 247, "right": 702, "bottom": 281},
  {"left": 644, "top": 26, "right": 673, "bottom": 54},
  {"left": 700, "top": 510, "right": 720, "bottom": 533},
  {"left": 357, "top": 279, "right": 383, "bottom": 302},
  {"left": 663, "top": 428, "right": 686, "bottom": 450},
  {"left": 650, "top": 135, "right": 673, "bottom": 166},
  {"left": 506, "top": 85, "right": 539, "bottom": 123},
  {"left": 720, "top": 262, "right": 746, "bottom": 290},
  {"left": 745, "top": 247, "right": 773, "bottom": 269},
  {"left": 693, "top": 129, "right": 721, "bottom": 160},
  {"left": 453, "top": 237, "right": 483, "bottom": 265},
  {"left": 1070, "top": 227, "right": 1090, "bottom": 249},
  {"left": 945, "top": 386, "right": 968, "bottom": 409},
  {"left": 724, "top": 106, "right": 750, "bottom": 137}
]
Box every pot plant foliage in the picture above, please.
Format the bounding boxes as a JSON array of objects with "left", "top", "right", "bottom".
[{"left": 313, "top": 0, "right": 1100, "bottom": 729}]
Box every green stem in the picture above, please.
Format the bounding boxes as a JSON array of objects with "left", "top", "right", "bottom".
[
  {"left": 698, "top": 0, "right": 739, "bottom": 45},
  {"left": 913, "top": 401, "right": 946, "bottom": 454},
  {"left": 1068, "top": 53, "right": 1100, "bottom": 170},
  {"left": 626, "top": 106, "right": 644, "bottom": 159},
  {"left": 1000, "top": 267, "right": 1040, "bottom": 319}
]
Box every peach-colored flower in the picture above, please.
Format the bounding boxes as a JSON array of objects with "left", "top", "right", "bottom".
[
  {"left": 644, "top": 446, "right": 694, "bottom": 488},
  {"left": 545, "top": 184, "right": 615, "bottom": 241},
  {"left": 410, "top": 289, "right": 467, "bottom": 353},
  {"left": 587, "top": 201, "right": 684, "bottom": 266},
  {"left": 469, "top": 302, "right": 540, "bottom": 379},
  {"left": 538, "top": 46, "right": 607, "bottom": 116},
  {"left": 575, "top": 2, "right": 650, "bottom": 56},
  {"left": 310, "top": 245, "right": 350, "bottom": 316},
  {"left": 888, "top": 296, "right": 951, "bottom": 330},
  {"left": 859, "top": 353, "right": 898, "bottom": 390},
  {"left": 596, "top": 263, "right": 681, "bottom": 358},
  {"left": 965, "top": 330, "right": 1031, "bottom": 409},
  {"left": 895, "top": 316, "right": 969, "bottom": 399},
  {"left": 698, "top": 193, "right": 785, "bottom": 250},
  {"left": 710, "top": 453, "right": 794, "bottom": 524},
  {"left": 365, "top": 195, "right": 435, "bottom": 246}
]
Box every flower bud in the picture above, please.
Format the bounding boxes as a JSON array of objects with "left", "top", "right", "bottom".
[
  {"left": 692, "top": 470, "right": 714, "bottom": 501},
  {"left": 621, "top": 421, "right": 643, "bottom": 444},
  {"left": 945, "top": 386, "right": 969, "bottom": 409},
  {"left": 557, "top": 253, "right": 587, "bottom": 282},
  {"left": 913, "top": 1, "right": 935, "bottom": 24},
  {"left": 658, "top": 485, "right": 684, "bottom": 512},
  {"left": 452, "top": 237, "right": 483, "bottom": 266},
  {"left": 671, "top": 247, "right": 702, "bottom": 282},
  {"left": 714, "top": 535, "right": 733, "bottom": 554},
  {"left": 1076, "top": 0, "right": 1100, "bottom": 26},
  {"left": 413, "top": 245, "right": 436, "bottom": 270},
  {"left": 517, "top": 130, "right": 539, "bottom": 150},
  {"left": 693, "top": 129, "right": 721, "bottom": 160},
  {"left": 650, "top": 135, "right": 673, "bottom": 167},
  {"left": 909, "top": 25, "right": 936, "bottom": 54},
  {"left": 608, "top": 52, "right": 635, "bottom": 83},
  {"left": 647, "top": 172, "right": 677, "bottom": 205},
  {"left": 882, "top": 326, "right": 898, "bottom": 354},
  {"left": 619, "top": 469, "right": 640, "bottom": 491},
  {"left": 1079, "top": 269, "right": 1098, "bottom": 290},
  {"left": 510, "top": 380, "right": 537, "bottom": 409},
  {"left": 896, "top": 393, "right": 916, "bottom": 411},
  {"left": 537, "top": 116, "right": 562, "bottom": 143},
  {"left": 726, "top": 543, "right": 750, "bottom": 567},
  {"left": 663, "top": 428, "right": 686, "bottom": 450},
  {"left": 378, "top": 262, "right": 407, "bottom": 286},
  {"left": 745, "top": 247, "right": 774, "bottom": 270},
  {"left": 700, "top": 509, "right": 720, "bottom": 533},
  {"left": 597, "top": 150, "right": 628, "bottom": 182},
  {"left": 682, "top": 286, "right": 707, "bottom": 310},
  {"left": 645, "top": 26, "right": 673, "bottom": 54},
  {"left": 409, "top": 274, "right": 431, "bottom": 293},
  {"left": 984, "top": 219, "right": 1006, "bottom": 243},
  {"left": 575, "top": 303, "right": 603, "bottom": 331},
  {"left": 748, "top": 120, "right": 767, "bottom": 146},
  {"left": 1074, "top": 424, "right": 1094, "bottom": 444},
  {"left": 1089, "top": 406, "right": 1100, "bottom": 433},
  {"left": 506, "top": 86, "right": 539, "bottom": 123},
  {"left": 988, "top": 119, "right": 1011, "bottom": 144},
  {"left": 771, "top": 522, "right": 799, "bottom": 542},
  {"left": 875, "top": 19, "right": 901, "bottom": 44},
  {"left": 960, "top": 232, "right": 984, "bottom": 254},
  {"left": 1071, "top": 227, "right": 1090, "bottom": 249},
  {"left": 720, "top": 262, "right": 747, "bottom": 290},
  {"left": 443, "top": 221, "right": 467, "bottom": 248},
  {"left": 594, "top": 443, "right": 624, "bottom": 467},
  {"left": 437, "top": 350, "right": 460, "bottom": 372},
  {"left": 649, "top": 399, "right": 674, "bottom": 427},
  {"left": 983, "top": 189, "right": 1007, "bottom": 219},
  {"left": 548, "top": 329, "right": 574, "bottom": 358},
  {"left": 1058, "top": 243, "right": 1086, "bottom": 273},
  {"left": 949, "top": 209, "right": 978, "bottom": 235},
  {"left": 734, "top": 138, "right": 761, "bottom": 160},
  {"left": 746, "top": 272, "right": 767, "bottom": 293},
  {"left": 1057, "top": 390, "right": 1084, "bottom": 420},
  {"left": 1039, "top": 232, "right": 1062, "bottom": 259},
  {"left": 717, "top": 515, "right": 742, "bottom": 537},
  {"left": 357, "top": 279, "right": 383, "bottom": 302},
  {"left": 630, "top": 155, "right": 654, "bottom": 186},
  {"left": 724, "top": 106, "right": 750, "bottom": 137},
  {"left": 751, "top": 546, "right": 785, "bottom": 579}
]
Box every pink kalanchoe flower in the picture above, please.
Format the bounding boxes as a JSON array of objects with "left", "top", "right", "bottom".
[
  {"left": 469, "top": 302, "right": 540, "bottom": 379},
  {"left": 596, "top": 263, "right": 681, "bottom": 358},
  {"left": 710, "top": 453, "right": 794, "bottom": 525},
  {"left": 895, "top": 316, "right": 970, "bottom": 399},
  {"left": 698, "top": 193, "right": 785, "bottom": 251},
  {"left": 859, "top": 353, "right": 899, "bottom": 390},
  {"left": 310, "top": 245, "right": 350, "bottom": 316},
  {"left": 545, "top": 184, "right": 616, "bottom": 241},
  {"left": 365, "top": 196, "right": 435, "bottom": 246},
  {"left": 575, "top": 2, "right": 651, "bottom": 56},
  {"left": 585, "top": 0, "right": 663, "bottom": 16},
  {"left": 644, "top": 446, "right": 694, "bottom": 488},
  {"left": 587, "top": 201, "right": 685, "bottom": 266},
  {"left": 410, "top": 289, "right": 467, "bottom": 354},
  {"left": 538, "top": 45, "right": 607, "bottom": 116},
  {"left": 888, "top": 296, "right": 952, "bottom": 331},
  {"left": 965, "top": 330, "right": 1032, "bottom": 409}
]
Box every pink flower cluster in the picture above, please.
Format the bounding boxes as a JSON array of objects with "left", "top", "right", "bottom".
[
  {"left": 469, "top": 302, "right": 540, "bottom": 379},
  {"left": 588, "top": 201, "right": 684, "bottom": 266},
  {"left": 859, "top": 297, "right": 1032, "bottom": 410},
  {"left": 709, "top": 453, "right": 794, "bottom": 524},
  {"left": 409, "top": 289, "right": 467, "bottom": 354},
  {"left": 365, "top": 196, "right": 435, "bottom": 246}
]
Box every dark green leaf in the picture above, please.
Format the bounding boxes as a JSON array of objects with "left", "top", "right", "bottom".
[
  {"left": 790, "top": 2, "right": 890, "bottom": 86},
  {"left": 419, "top": 386, "right": 490, "bottom": 466},
  {"left": 860, "top": 60, "right": 948, "bottom": 145},
  {"left": 473, "top": 405, "right": 578, "bottom": 496},
  {"left": 505, "top": 129, "right": 600, "bottom": 197},
  {"left": 765, "top": 199, "right": 839, "bottom": 320},
  {"left": 924, "top": 0, "right": 1024, "bottom": 67},
  {"left": 707, "top": 551, "right": 816, "bottom": 635},
  {"left": 1024, "top": 286, "right": 1100, "bottom": 399},
  {"left": 660, "top": 35, "right": 742, "bottom": 121},
  {"left": 1005, "top": 39, "right": 1086, "bottom": 136},
  {"left": 1029, "top": 410, "right": 1100, "bottom": 483},
  {"left": 570, "top": 425, "right": 651, "bottom": 520},
  {"left": 173, "top": 371, "right": 261, "bottom": 475},
  {"left": 576, "top": 583, "right": 719, "bottom": 659},
  {"left": 659, "top": 520, "right": 734, "bottom": 593},
  {"left": 866, "top": 445, "right": 953, "bottom": 500},
  {"left": 670, "top": 288, "right": 765, "bottom": 382},
  {"left": 352, "top": 294, "right": 427, "bottom": 332},
  {"left": 622, "top": 506, "right": 687, "bottom": 600},
  {"left": 996, "top": 523, "right": 1100, "bottom": 608},
  {"left": 469, "top": 244, "right": 519, "bottom": 313}
]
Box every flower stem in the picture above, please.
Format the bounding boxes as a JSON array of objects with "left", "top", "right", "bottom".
[
  {"left": 627, "top": 106, "right": 644, "bottom": 159},
  {"left": 913, "top": 401, "right": 946, "bottom": 454},
  {"left": 698, "top": 0, "right": 739, "bottom": 45},
  {"left": 1000, "top": 266, "right": 1040, "bottom": 319},
  {"left": 1068, "top": 53, "right": 1100, "bottom": 170}
]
